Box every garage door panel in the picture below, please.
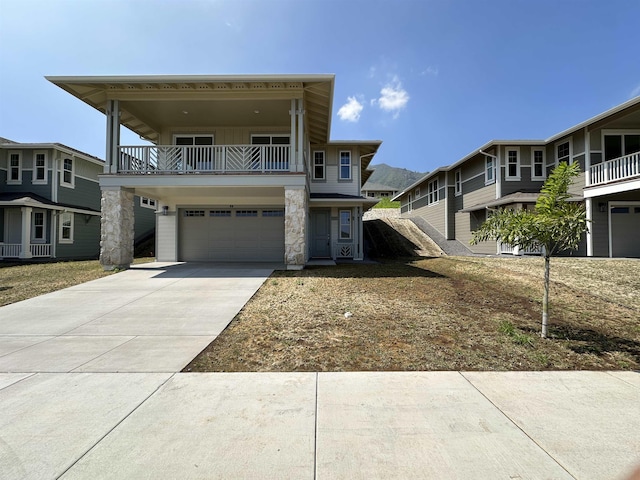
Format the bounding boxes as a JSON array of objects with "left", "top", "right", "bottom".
[
  {"left": 179, "top": 208, "right": 285, "bottom": 262},
  {"left": 611, "top": 205, "right": 640, "bottom": 258}
]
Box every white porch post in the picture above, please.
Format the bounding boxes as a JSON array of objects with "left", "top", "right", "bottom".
[
  {"left": 355, "top": 206, "right": 364, "bottom": 260},
  {"left": 19, "top": 206, "right": 33, "bottom": 259},
  {"left": 290, "top": 99, "right": 296, "bottom": 173},
  {"left": 100, "top": 186, "right": 135, "bottom": 270},
  {"left": 586, "top": 197, "right": 593, "bottom": 256},
  {"left": 296, "top": 99, "right": 304, "bottom": 173},
  {"left": 284, "top": 186, "right": 307, "bottom": 269},
  {"left": 495, "top": 147, "right": 502, "bottom": 199},
  {"left": 105, "top": 100, "right": 120, "bottom": 174}
]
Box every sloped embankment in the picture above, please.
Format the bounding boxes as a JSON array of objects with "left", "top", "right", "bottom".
[{"left": 364, "top": 218, "right": 444, "bottom": 258}]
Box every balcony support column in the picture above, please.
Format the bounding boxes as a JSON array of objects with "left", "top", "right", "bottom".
[
  {"left": 284, "top": 185, "right": 307, "bottom": 269},
  {"left": 586, "top": 197, "right": 593, "bottom": 257},
  {"left": 100, "top": 186, "right": 134, "bottom": 270},
  {"left": 105, "top": 99, "right": 120, "bottom": 174},
  {"left": 19, "top": 207, "right": 33, "bottom": 259},
  {"left": 296, "top": 99, "right": 305, "bottom": 173},
  {"left": 290, "top": 99, "right": 296, "bottom": 172}
]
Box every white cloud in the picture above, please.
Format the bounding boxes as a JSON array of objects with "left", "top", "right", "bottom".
[
  {"left": 630, "top": 83, "right": 640, "bottom": 99},
  {"left": 374, "top": 76, "right": 409, "bottom": 118},
  {"left": 420, "top": 66, "right": 439, "bottom": 77},
  {"left": 337, "top": 96, "right": 364, "bottom": 122}
]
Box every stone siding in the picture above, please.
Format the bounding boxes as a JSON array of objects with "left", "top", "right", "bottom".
[
  {"left": 363, "top": 208, "right": 400, "bottom": 221},
  {"left": 100, "top": 188, "right": 135, "bottom": 270}
]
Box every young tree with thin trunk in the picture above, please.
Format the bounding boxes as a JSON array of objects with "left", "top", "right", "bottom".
[{"left": 471, "top": 162, "right": 588, "bottom": 338}]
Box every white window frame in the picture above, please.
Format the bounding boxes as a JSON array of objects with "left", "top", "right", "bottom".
[
  {"left": 59, "top": 212, "right": 74, "bottom": 244},
  {"left": 249, "top": 133, "right": 289, "bottom": 145},
  {"left": 505, "top": 147, "right": 521, "bottom": 181},
  {"left": 428, "top": 179, "right": 439, "bottom": 205},
  {"left": 61, "top": 157, "right": 74, "bottom": 188},
  {"left": 313, "top": 150, "right": 325, "bottom": 180},
  {"left": 601, "top": 129, "right": 640, "bottom": 161},
  {"left": 555, "top": 139, "right": 572, "bottom": 166},
  {"left": 33, "top": 151, "right": 48, "bottom": 185},
  {"left": 8, "top": 151, "right": 22, "bottom": 184},
  {"left": 415, "top": 187, "right": 420, "bottom": 198},
  {"left": 173, "top": 134, "right": 215, "bottom": 145},
  {"left": 339, "top": 151, "right": 352, "bottom": 180},
  {"left": 485, "top": 156, "right": 495, "bottom": 185},
  {"left": 454, "top": 169, "right": 462, "bottom": 196},
  {"left": 339, "top": 209, "right": 352, "bottom": 240},
  {"left": 31, "top": 210, "right": 47, "bottom": 242},
  {"left": 532, "top": 148, "right": 546, "bottom": 180},
  {"left": 407, "top": 192, "right": 413, "bottom": 212},
  {"left": 140, "top": 197, "right": 157, "bottom": 209}
]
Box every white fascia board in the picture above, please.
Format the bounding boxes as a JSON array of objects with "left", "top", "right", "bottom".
[
  {"left": 46, "top": 73, "right": 336, "bottom": 85},
  {"left": 0, "top": 200, "right": 100, "bottom": 215},
  {"left": 393, "top": 166, "right": 449, "bottom": 200},
  {"left": 98, "top": 174, "right": 307, "bottom": 189},
  {"left": 583, "top": 178, "right": 640, "bottom": 198}
]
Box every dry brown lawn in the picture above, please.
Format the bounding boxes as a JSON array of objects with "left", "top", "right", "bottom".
[{"left": 185, "top": 256, "right": 640, "bottom": 372}]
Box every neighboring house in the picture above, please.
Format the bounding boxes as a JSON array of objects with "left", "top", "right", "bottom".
[
  {"left": 393, "top": 96, "right": 640, "bottom": 258},
  {"left": 0, "top": 138, "right": 156, "bottom": 260},
  {"left": 47, "top": 74, "right": 381, "bottom": 270},
  {"left": 361, "top": 182, "right": 399, "bottom": 199}
]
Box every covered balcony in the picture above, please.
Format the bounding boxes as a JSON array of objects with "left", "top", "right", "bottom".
[
  {"left": 118, "top": 144, "right": 291, "bottom": 174},
  {"left": 589, "top": 152, "right": 640, "bottom": 186}
]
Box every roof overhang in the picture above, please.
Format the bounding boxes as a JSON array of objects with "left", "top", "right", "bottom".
[
  {"left": 459, "top": 192, "right": 583, "bottom": 213},
  {"left": 0, "top": 195, "right": 100, "bottom": 215},
  {"left": 0, "top": 142, "right": 104, "bottom": 166},
  {"left": 310, "top": 194, "right": 378, "bottom": 208},
  {"left": 46, "top": 74, "right": 335, "bottom": 145}
]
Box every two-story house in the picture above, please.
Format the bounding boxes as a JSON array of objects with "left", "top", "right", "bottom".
[
  {"left": 394, "top": 96, "right": 640, "bottom": 258},
  {"left": 0, "top": 138, "right": 156, "bottom": 261},
  {"left": 47, "top": 74, "right": 381, "bottom": 270}
]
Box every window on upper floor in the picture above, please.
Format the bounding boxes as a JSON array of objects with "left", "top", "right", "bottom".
[
  {"left": 556, "top": 140, "right": 571, "bottom": 165},
  {"left": 603, "top": 133, "right": 640, "bottom": 161},
  {"left": 62, "top": 158, "right": 74, "bottom": 187},
  {"left": 8, "top": 151, "right": 22, "bottom": 184},
  {"left": 428, "top": 179, "right": 439, "bottom": 205},
  {"left": 59, "top": 212, "right": 74, "bottom": 243},
  {"left": 339, "top": 151, "right": 352, "bottom": 180},
  {"left": 485, "top": 156, "right": 495, "bottom": 185},
  {"left": 532, "top": 148, "right": 546, "bottom": 180},
  {"left": 313, "top": 151, "right": 325, "bottom": 180},
  {"left": 251, "top": 134, "right": 290, "bottom": 170},
  {"left": 33, "top": 151, "right": 48, "bottom": 184},
  {"left": 505, "top": 148, "right": 520, "bottom": 180},
  {"left": 407, "top": 192, "right": 413, "bottom": 212},
  {"left": 140, "top": 197, "right": 157, "bottom": 209},
  {"left": 339, "top": 210, "right": 352, "bottom": 239},
  {"left": 415, "top": 187, "right": 420, "bottom": 198},
  {"left": 454, "top": 169, "right": 462, "bottom": 196}
]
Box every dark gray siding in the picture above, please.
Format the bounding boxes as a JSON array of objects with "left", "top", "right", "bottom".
[
  {"left": 502, "top": 176, "right": 545, "bottom": 195},
  {"left": 0, "top": 207, "right": 4, "bottom": 241},
  {"left": 58, "top": 177, "right": 101, "bottom": 211},
  {"left": 56, "top": 213, "right": 100, "bottom": 259},
  {"left": 134, "top": 199, "right": 157, "bottom": 241},
  {"left": 3, "top": 171, "right": 53, "bottom": 198}
]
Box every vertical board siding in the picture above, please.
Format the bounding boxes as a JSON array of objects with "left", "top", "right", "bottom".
[{"left": 156, "top": 214, "right": 177, "bottom": 261}]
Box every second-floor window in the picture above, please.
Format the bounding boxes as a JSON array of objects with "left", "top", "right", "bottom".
[
  {"left": 556, "top": 140, "right": 571, "bottom": 165},
  {"left": 506, "top": 148, "right": 520, "bottom": 180},
  {"left": 454, "top": 169, "right": 462, "bottom": 196},
  {"left": 603, "top": 133, "right": 640, "bottom": 161},
  {"left": 532, "top": 148, "right": 545, "bottom": 180},
  {"left": 62, "top": 158, "right": 74, "bottom": 187},
  {"left": 485, "top": 157, "right": 495, "bottom": 185},
  {"left": 313, "top": 151, "right": 325, "bottom": 180},
  {"left": 339, "top": 151, "right": 351, "bottom": 180},
  {"left": 34, "top": 151, "right": 48, "bottom": 184},
  {"left": 428, "top": 179, "right": 439, "bottom": 205},
  {"left": 8, "top": 152, "right": 21, "bottom": 184}
]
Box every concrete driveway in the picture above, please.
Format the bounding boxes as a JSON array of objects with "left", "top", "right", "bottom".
[{"left": 0, "top": 263, "right": 639, "bottom": 479}]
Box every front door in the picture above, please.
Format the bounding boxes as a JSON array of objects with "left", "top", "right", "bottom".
[{"left": 311, "top": 209, "right": 331, "bottom": 258}]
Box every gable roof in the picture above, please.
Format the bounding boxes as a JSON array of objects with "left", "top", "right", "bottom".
[{"left": 0, "top": 140, "right": 104, "bottom": 166}]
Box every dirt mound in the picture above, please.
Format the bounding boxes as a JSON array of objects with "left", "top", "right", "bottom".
[{"left": 364, "top": 218, "right": 444, "bottom": 258}]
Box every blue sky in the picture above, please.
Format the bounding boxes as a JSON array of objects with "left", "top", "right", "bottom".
[{"left": 1, "top": 0, "right": 639, "bottom": 174}]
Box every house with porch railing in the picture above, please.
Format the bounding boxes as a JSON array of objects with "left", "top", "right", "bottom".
[
  {"left": 0, "top": 138, "right": 156, "bottom": 261},
  {"left": 47, "top": 74, "right": 381, "bottom": 270},
  {"left": 394, "top": 95, "right": 640, "bottom": 258}
]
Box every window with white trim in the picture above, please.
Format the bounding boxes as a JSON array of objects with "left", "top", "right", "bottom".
[
  {"left": 454, "top": 169, "right": 462, "bottom": 196},
  {"left": 505, "top": 148, "right": 520, "bottom": 180},
  {"left": 313, "top": 151, "right": 325, "bottom": 180},
  {"left": 415, "top": 187, "right": 420, "bottom": 198},
  {"left": 485, "top": 157, "right": 495, "bottom": 185},
  {"left": 407, "top": 192, "right": 413, "bottom": 212},
  {"left": 140, "top": 197, "right": 157, "bottom": 209},
  {"left": 59, "top": 212, "right": 74, "bottom": 243},
  {"left": 62, "top": 158, "right": 74, "bottom": 187},
  {"left": 339, "top": 210, "right": 351, "bottom": 239},
  {"left": 339, "top": 151, "right": 351, "bottom": 180},
  {"left": 251, "top": 134, "right": 290, "bottom": 170},
  {"left": 34, "top": 151, "right": 48, "bottom": 184},
  {"left": 8, "top": 151, "right": 21, "bottom": 184},
  {"left": 603, "top": 132, "right": 640, "bottom": 161},
  {"left": 428, "top": 179, "right": 439, "bottom": 205},
  {"left": 556, "top": 140, "right": 571, "bottom": 165},
  {"left": 32, "top": 211, "right": 46, "bottom": 242},
  {"left": 532, "top": 148, "right": 546, "bottom": 180}
]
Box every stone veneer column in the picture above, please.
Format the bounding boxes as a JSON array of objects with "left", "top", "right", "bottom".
[
  {"left": 100, "top": 187, "right": 135, "bottom": 270},
  {"left": 284, "top": 186, "right": 307, "bottom": 268}
]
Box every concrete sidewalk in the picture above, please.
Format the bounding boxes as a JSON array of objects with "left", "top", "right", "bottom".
[{"left": 0, "top": 371, "right": 638, "bottom": 479}]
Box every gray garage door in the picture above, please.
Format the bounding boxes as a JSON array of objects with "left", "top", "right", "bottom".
[
  {"left": 179, "top": 208, "right": 285, "bottom": 262},
  {"left": 610, "top": 205, "right": 640, "bottom": 258}
]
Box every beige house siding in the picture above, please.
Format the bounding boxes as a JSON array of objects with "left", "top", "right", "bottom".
[
  {"left": 156, "top": 214, "right": 177, "bottom": 262},
  {"left": 408, "top": 201, "right": 446, "bottom": 236},
  {"left": 455, "top": 211, "right": 495, "bottom": 254},
  {"left": 462, "top": 184, "right": 495, "bottom": 209},
  {"left": 309, "top": 146, "right": 360, "bottom": 196}
]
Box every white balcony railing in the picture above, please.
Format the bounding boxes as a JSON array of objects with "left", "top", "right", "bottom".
[
  {"left": 589, "top": 152, "right": 640, "bottom": 186},
  {"left": 499, "top": 243, "right": 541, "bottom": 256},
  {"left": 333, "top": 242, "right": 355, "bottom": 258},
  {"left": 118, "top": 145, "right": 291, "bottom": 174},
  {"left": 0, "top": 243, "right": 51, "bottom": 258}
]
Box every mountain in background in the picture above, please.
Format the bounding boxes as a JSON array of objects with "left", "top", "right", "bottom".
[{"left": 363, "top": 163, "right": 427, "bottom": 191}]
